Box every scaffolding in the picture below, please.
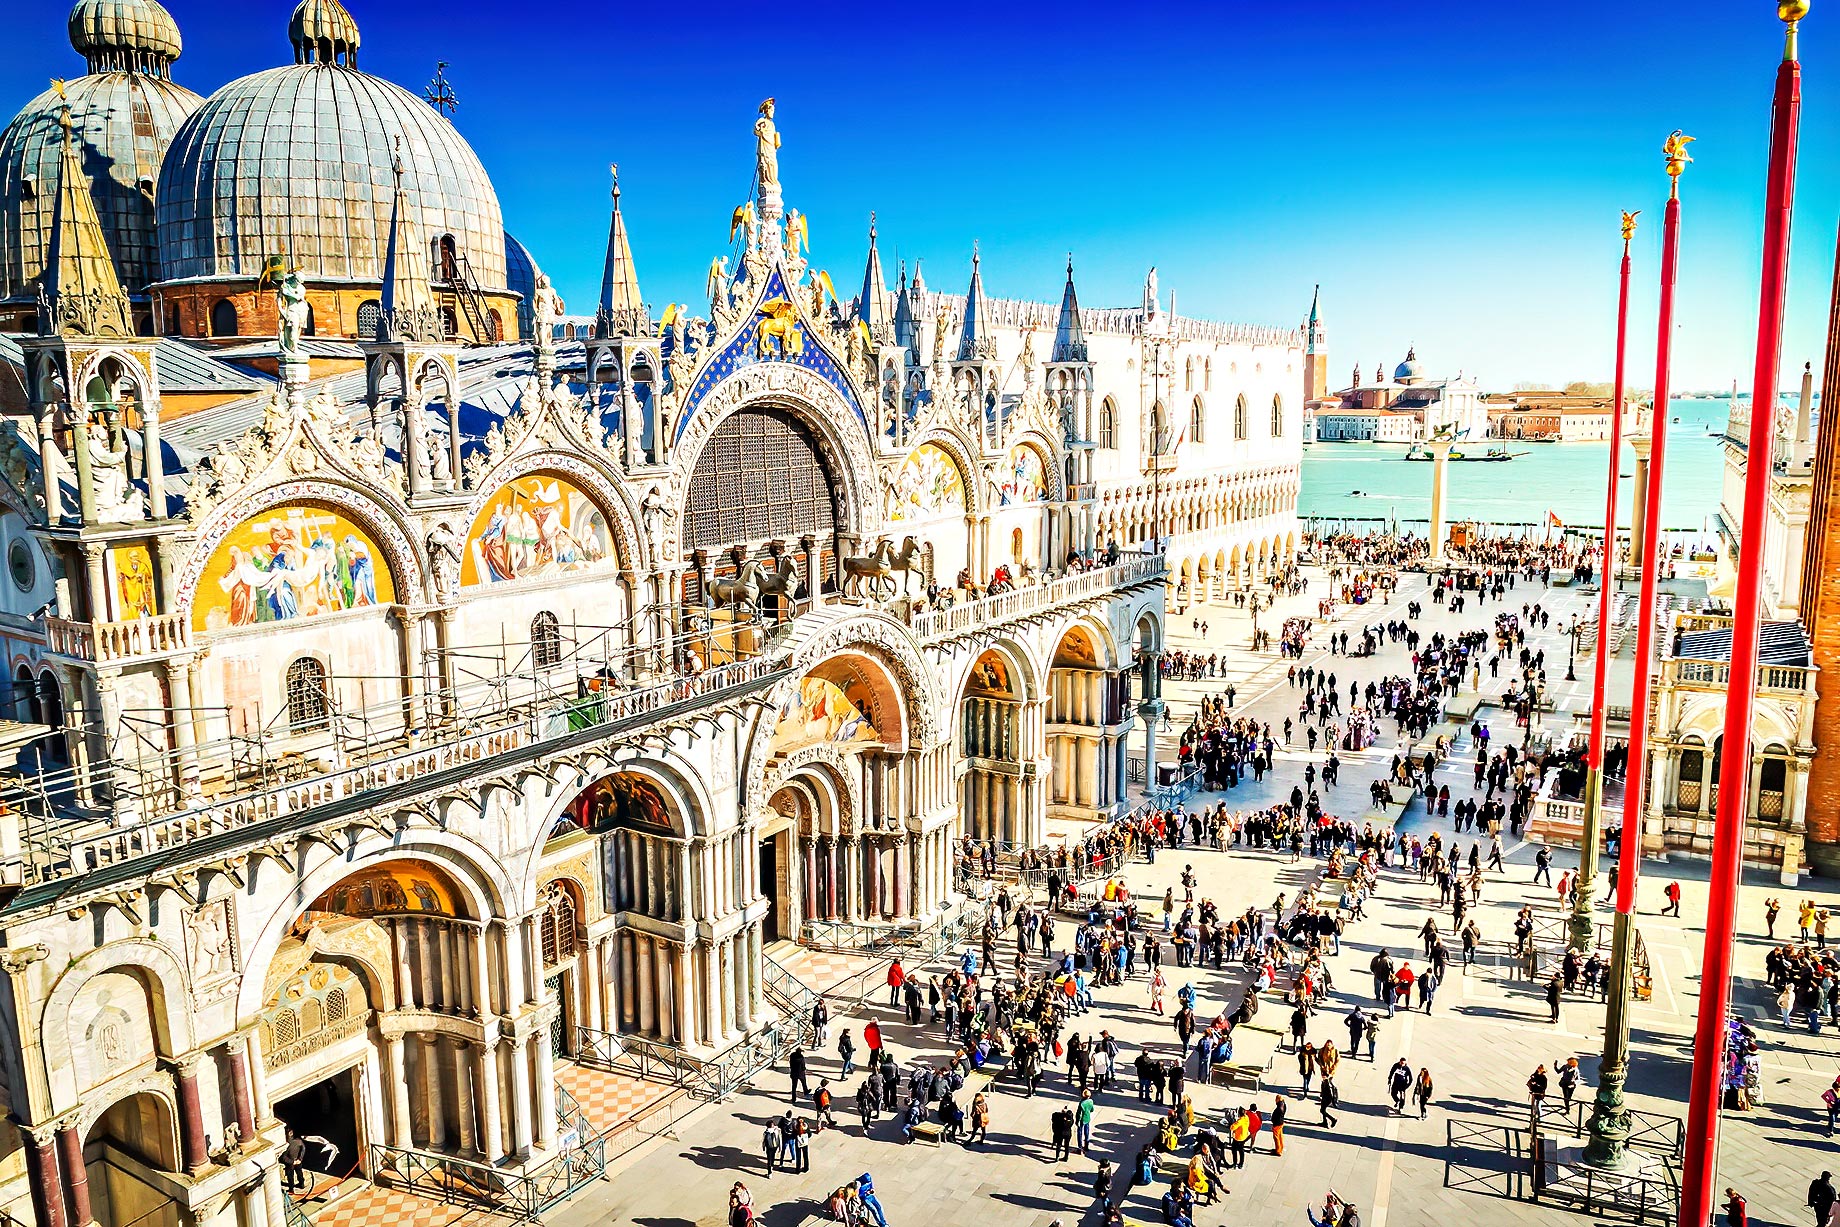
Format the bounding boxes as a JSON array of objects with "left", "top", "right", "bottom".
[{"left": 0, "top": 600, "right": 780, "bottom": 891}]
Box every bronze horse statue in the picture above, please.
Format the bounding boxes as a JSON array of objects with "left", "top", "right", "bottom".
[
  {"left": 710, "top": 559, "right": 767, "bottom": 619},
  {"left": 842, "top": 536, "right": 923, "bottom": 601}
]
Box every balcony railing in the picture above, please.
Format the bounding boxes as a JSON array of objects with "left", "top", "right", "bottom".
[
  {"left": 909, "top": 554, "right": 1166, "bottom": 641},
  {"left": 1665, "top": 657, "right": 1813, "bottom": 695},
  {"left": 45, "top": 613, "right": 192, "bottom": 663}
]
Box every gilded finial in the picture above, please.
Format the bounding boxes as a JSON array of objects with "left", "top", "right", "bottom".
[
  {"left": 1621, "top": 210, "right": 1641, "bottom": 242},
  {"left": 49, "top": 78, "right": 66, "bottom": 101},
  {"left": 1663, "top": 130, "right": 1695, "bottom": 199},
  {"left": 609, "top": 162, "right": 620, "bottom": 198},
  {"left": 391, "top": 135, "right": 405, "bottom": 182},
  {"left": 1781, "top": 0, "right": 1808, "bottom": 59}
]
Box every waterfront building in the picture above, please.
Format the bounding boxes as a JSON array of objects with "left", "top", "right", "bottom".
[
  {"left": 1310, "top": 348, "right": 1484, "bottom": 443},
  {"left": 1486, "top": 393, "right": 1620, "bottom": 442},
  {"left": 0, "top": 3, "right": 1305, "bottom": 1224}
]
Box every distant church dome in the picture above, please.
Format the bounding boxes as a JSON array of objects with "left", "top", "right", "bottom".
[
  {"left": 1394, "top": 346, "right": 1425, "bottom": 385},
  {"left": 153, "top": 0, "right": 507, "bottom": 292},
  {"left": 0, "top": 0, "right": 201, "bottom": 305}
]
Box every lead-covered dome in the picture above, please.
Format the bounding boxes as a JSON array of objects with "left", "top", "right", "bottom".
[
  {"left": 69, "top": 0, "right": 184, "bottom": 73},
  {"left": 154, "top": 61, "right": 508, "bottom": 291},
  {"left": 0, "top": 0, "right": 200, "bottom": 304}
]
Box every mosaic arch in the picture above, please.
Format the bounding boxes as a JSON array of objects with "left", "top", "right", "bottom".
[
  {"left": 307, "top": 859, "right": 466, "bottom": 918},
  {"left": 886, "top": 442, "right": 967, "bottom": 522},
  {"left": 772, "top": 653, "right": 908, "bottom": 756},
  {"left": 1052, "top": 624, "right": 1104, "bottom": 669},
  {"left": 462, "top": 472, "right": 614, "bottom": 587},
  {"left": 192, "top": 502, "right": 395, "bottom": 633},
  {"left": 556, "top": 771, "right": 677, "bottom": 837},
  {"left": 993, "top": 443, "right": 1050, "bottom": 507}
]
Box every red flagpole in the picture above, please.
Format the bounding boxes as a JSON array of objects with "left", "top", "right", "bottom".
[
  {"left": 1587, "top": 222, "right": 1634, "bottom": 784},
  {"left": 1680, "top": 9, "right": 1803, "bottom": 1227},
  {"left": 1620, "top": 149, "right": 1689, "bottom": 915}
]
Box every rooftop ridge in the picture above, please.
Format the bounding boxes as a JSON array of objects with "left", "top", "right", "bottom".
[{"left": 910, "top": 289, "right": 1301, "bottom": 348}]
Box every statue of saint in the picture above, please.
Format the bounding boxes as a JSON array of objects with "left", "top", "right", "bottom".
[
  {"left": 87, "top": 419, "right": 141, "bottom": 521},
  {"left": 754, "top": 98, "right": 781, "bottom": 194},
  {"left": 276, "top": 269, "right": 309, "bottom": 360},
  {"left": 531, "top": 273, "right": 563, "bottom": 342}
]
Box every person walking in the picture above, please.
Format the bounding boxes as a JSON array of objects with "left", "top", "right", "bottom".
[
  {"left": 1076, "top": 1091, "right": 1096, "bottom": 1155},
  {"left": 1387, "top": 1058, "right": 1412, "bottom": 1113},
  {"left": 1150, "top": 968, "right": 1167, "bottom": 1015},
  {"left": 886, "top": 958, "right": 905, "bottom": 1006},
  {"left": 1298, "top": 1042, "right": 1318, "bottom": 1096},
  {"left": 1809, "top": 1171, "right": 1837, "bottom": 1227},
  {"left": 788, "top": 1045, "right": 810, "bottom": 1103},
  {"left": 1271, "top": 1094, "right": 1288, "bottom": 1156},
  {"left": 1527, "top": 1065, "right": 1550, "bottom": 1125},
  {"left": 1413, "top": 1067, "right": 1435, "bottom": 1119},
  {"left": 1767, "top": 898, "right": 1782, "bottom": 940},
  {"left": 968, "top": 1091, "right": 990, "bottom": 1145},
  {"left": 1824, "top": 1077, "right": 1840, "bottom": 1136},
  {"left": 282, "top": 1128, "right": 307, "bottom": 1192},
  {"left": 1545, "top": 974, "right": 1563, "bottom": 1023},
  {"left": 761, "top": 1118, "right": 782, "bottom": 1176},
  {"left": 1664, "top": 881, "right": 1683, "bottom": 918},
  {"left": 1556, "top": 1058, "right": 1581, "bottom": 1112},
  {"left": 728, "top": 1182, "right": 754, "bottom": 1227},
  {"left": 1533, "top": 847, "right": 1553, "bottom": 886},
  {"left": 838, "top": 1028, "right": 856, "bottom": 1077},
  {"left": 1051, "top": 1103, "right": 1075, "bottom": 1162},
  {"left": 1319, "top": 1076, "right": 1340, "bottom": 1128},
  {"left": 1725, "top": 1187, "right": 1748, "bottom": 1227}
]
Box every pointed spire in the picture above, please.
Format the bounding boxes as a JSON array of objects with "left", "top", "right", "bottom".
[
  {"left": 956, "top": 242, "right": 996, "bottom": 362},
  {"left": 39, "top": 100, "right": 132, "bottom": 338},
  {"left": 1350, "top": 360, "right": 1361, "bottom": 389},
  {"left": 375, "top": 139, "right": 437, "bottom": 343},
  {"left": 854, "top": 212, "right": 893, "bottom": 341},
  {"left": 892, "top": 259, "right": 919, "bottom": 366},
  {"left": 1306, "top": 284, "right": 1326, "bottom": 355},
  {"left": 597, "top": 164, "right": 645, "bottom": 338},
  {"left": 910, "top": 259, "right": 927, "bottom": 296},
  {"left": 1052, "top": 253, "right": 1088, "bottom": 364}
]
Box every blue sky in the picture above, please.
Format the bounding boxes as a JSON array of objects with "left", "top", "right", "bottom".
[{"left": 5, "top": 0, "right": 1837, "bottom": 391}]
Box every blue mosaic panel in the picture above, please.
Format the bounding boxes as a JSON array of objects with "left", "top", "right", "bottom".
[{"left": 673, "top": 267, "right": 867, "bottom": 444}]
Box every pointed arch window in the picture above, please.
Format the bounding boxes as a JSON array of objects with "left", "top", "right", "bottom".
[
  {"left": 1234, "top": 395, "right": 1248, "bottom": 441},
  {"left": 539, "top": 881, "right": 580, "bottom": 966},
  {"left": 1271, "top": 395, "right": 1284, "bottom": 438},
  {"left": 1190, "top": 396, "right": 1206, "bottom": 445},
  {"left": 1099, "top": 398, "right": 1116, "bottom": 449}
]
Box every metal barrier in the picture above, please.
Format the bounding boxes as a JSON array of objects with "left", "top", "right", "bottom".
[
  {"left": 1546, "top": 1101, "right": 1683, "bottom": 1161},
  {"left": 367, "top": 1134, "right": 607, "bottom": 1220}
]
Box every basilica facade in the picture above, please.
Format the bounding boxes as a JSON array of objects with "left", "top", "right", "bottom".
[{"left": 0, "top": 3, "right": 1304, "bottom": 1226}]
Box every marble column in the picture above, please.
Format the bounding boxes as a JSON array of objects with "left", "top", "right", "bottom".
[
  {"left": 509, "top": 1036, "right": 534, "bottom": 1157},
  {"left": 450, "top": 1039, "right": 477, "bottom": 1155},
  {"left": 55, "top": 1122, "right": 89, "bottom": 1227},
  {"left": 1427, "top": 439, "right": 1455, "bottom": 561},
  {"left": 424, "top": 1036, "right": 447, "bottom": 1150},
  {"left": 174, "top": 1054, "right": 209, "bottom": 1172},
  {"left": 386, "top": 1036, "right": 413, "bottom": 1148},
  {"left": 25, "top": 1124, "right": 67, "bottom": 1227},
  {"left": 1628, "top": 434, "right": 1652, "bottom": 575},
  {"left": 227, "top": 1036, "right": 257, "bottom": 1146},
  {"left": 533, "top": 1030, "right": 556, "bottom": 1149},
  {"left": 476, "top": 1041, "right": 504, "bottom": 1163}
]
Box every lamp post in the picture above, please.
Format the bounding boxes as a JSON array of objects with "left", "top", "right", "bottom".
[
  {"left": 1585, "top": 127, "right": 1691, "bottom": 1173},
  {"left": 1566, "top": 614, "right": 1582, "bottom": 682},
  {"left": 1679, "top": 7, "right": 1804, "bottom": 1221}
]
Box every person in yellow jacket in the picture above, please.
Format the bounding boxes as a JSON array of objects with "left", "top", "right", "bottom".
[
  {"left": 1227, "top": 1108, "right": 1252, "bottom": 1168},
  {"left": 1187, "top": 1154, "right": 1210, "bottom": 1199}
]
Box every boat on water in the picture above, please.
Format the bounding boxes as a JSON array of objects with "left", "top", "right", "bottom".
[{"left": 1403, "top": 444, "right": 1525, "bottom": 462}]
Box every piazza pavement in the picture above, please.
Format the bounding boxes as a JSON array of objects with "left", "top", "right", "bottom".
[{"left": 538, "top": 562, "right": 1840, "bottom": 1227}]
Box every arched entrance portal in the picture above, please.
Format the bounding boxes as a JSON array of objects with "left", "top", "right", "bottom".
[
  {"left": 1046, "top": 625, "right": 1121, "bottom": 819},
  {"left": 81, "top": 1092, "right": 180, "bottom": 1227},
  {"left": 959, "top": 647, "right": 1040, "bottom": 845},
  {"left": 259, "top": 858, "right": 503, "bottom": 1172},
  {"left": 763, "top": 650, "right": 916, "bottom": 935}
]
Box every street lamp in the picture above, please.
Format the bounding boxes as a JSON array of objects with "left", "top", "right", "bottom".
[{"left": 1566, "top": 614, "right": 1580, "bottom": 682}]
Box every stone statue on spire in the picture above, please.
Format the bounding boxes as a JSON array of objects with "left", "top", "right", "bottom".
[{"left": 754, "top": 98, "right": 782, "bottom": 217}]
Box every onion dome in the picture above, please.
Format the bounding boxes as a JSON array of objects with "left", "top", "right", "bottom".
[
  {"left": 155, "top": 7, "right": 507, "bottom": 294},
  {"left": 68, "top": 0, "right": 183, "bottom": 77},
  {"left": 0, "top": 0, "right": 200, "bottom": 305},
  {"left": 291, "top": 0, "right": 361, "bottom": 67}
]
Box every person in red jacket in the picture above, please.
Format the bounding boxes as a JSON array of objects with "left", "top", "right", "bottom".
[
  {"left": 1664, "top": 881, "right": 1682, "bottom": 917},
  {"left": 886, "top": 958, "right": 905, "bottom": 1006}
]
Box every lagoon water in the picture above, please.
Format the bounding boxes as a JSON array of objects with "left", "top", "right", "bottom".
[{"left": 1298, "top": 398, "right": 1747, "bottom": 535}]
